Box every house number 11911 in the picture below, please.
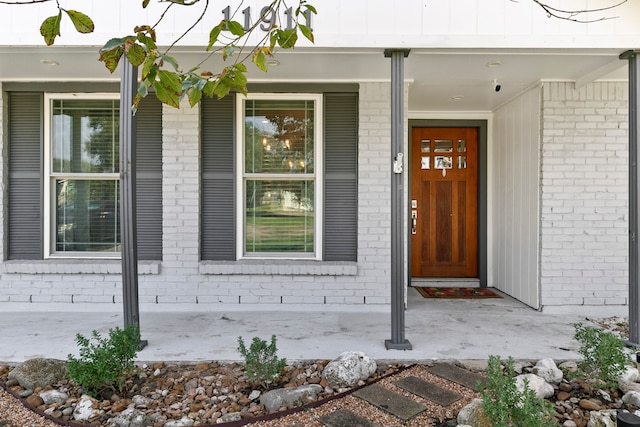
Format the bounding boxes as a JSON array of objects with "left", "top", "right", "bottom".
[{"left": 222, "top": 5, "right": 313, "bottom": 32}]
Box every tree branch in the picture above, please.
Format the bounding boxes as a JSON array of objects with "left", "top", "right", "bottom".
[{"left": 520, "top": 0, "right": 629, "bottom": 23}]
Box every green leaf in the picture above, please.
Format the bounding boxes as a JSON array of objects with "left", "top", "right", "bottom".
[
  {"left": 142, "top": 0, "right": 151, "bottom": 7},
  {"left": 101, "top": 37, "right": 126, "bottom": 52},
  {"left": 137, "top": 81, "right": 149, "bottom": 98},
  {"left": 253, "top": 49, "right": 268, "bottom": 72},
  {"left": 40, "top": 12, "right": 62, "bottom": 46},
  {"left": 226, "top": 20, "right": 245, "bottom": 37},
  {"left": 153, "top": 70, "right": 182, "bottom": 108},
  {"left": 269, "top": 31, "right": 278, "bottom": 50},
  {"left": 222, "top": 45, "right": 235, "bottom": 61},
  {"left": 64, "top": 10, "right": 94, "bottom": 34},
  {"left": 186, "top": 87, "right": 202, "bottom": 108},
  {"left": 99, "top": 46, "right": 124, "bottom": 73},
  {"left": 277, "top": 29, "right": 298, "bottom": 49},
  {"left": 142, "top": 54, "right": 157, "bottom": 79},
  {"left": 202, "top": 80, "right": 217, "bottom": 98},
  {"left": 160, "top": 54, "right": 179, "bottom": 71},
  {"left": 137, "top": 34, "right": 157, "bottom": 52},
  {"left": 207, "top": 22, "right": 224, "bottom": 51},
  {"left": 125, "top": 43, "right": 146, "bottom": 67},
  {"left": 305, "top": 4, "right": 317, "bottom": 15},
  {"left": 299, "top": 24, "right": 314, "bottom": 43}
]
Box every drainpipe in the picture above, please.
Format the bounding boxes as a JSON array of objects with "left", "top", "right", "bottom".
[
  {"left": 384, "top": 49, "right": 412, "bottom": 351},
  {"left": 621, "top": 50, "right": 640, "bottom": 347},
  {"left": 119, "top": 57, "right": 146, "bottom": 349}
]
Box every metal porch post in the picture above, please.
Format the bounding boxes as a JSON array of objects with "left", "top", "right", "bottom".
[
  {"left": 119, "top": 57, "right": 144, "bottom": 346},
  {"left": 622, "top": 50, "right": 640, "bottom": 346},
  {"left": 384, "top": 49, "right": 412, "bottom": 351}
]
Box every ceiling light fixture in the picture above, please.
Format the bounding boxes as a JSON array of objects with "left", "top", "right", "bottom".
[
  {"left": 40, "top": 59, "right": 59, "bottom": 66},
  {"left": 486, "top": 60, "right": 502, "bottom": 68},
  {"left": 452, "top": 95, "right": 464, "bottom": 100},
  {"left": 266, "top": 59, "right": 280, "bottom": 67}
]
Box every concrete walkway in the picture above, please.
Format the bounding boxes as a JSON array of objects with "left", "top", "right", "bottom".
[{"left": 0, "top": 288, "right": 600, "bottom": 363}]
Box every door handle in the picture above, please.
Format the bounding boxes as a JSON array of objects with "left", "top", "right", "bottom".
[{"left": 411, "top": 211, "right": 417, "bottom": 234}]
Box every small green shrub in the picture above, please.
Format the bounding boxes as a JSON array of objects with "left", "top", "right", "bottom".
[
  {"left": 67, "top": 325, "right": 140, "bottom": 397},
  {"left": 573, "top": 322, "right": 631, "bottom": 388},
  {"left": 480, "top": 355, "right": 556, "bottom": 427},
  {"left": 237, "top": 335, "right": 286, "bottom": 386}
]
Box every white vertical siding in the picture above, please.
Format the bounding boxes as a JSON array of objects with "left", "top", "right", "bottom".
[{"left": 492, "top": 85, "right": 541, "bottom": 308}]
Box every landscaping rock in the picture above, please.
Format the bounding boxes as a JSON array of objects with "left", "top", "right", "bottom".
[
  {"left": 39, "top": 390, "right": 68, "bottom": 405},
  {"left": 586, "top": 409, "right": 616, "bottom": 427},
  {"left": 322, "top": 351, "right": 376, "bottom": 389},
  {"left": 532, "top": 358, "right": 563, "bottom": 385},
  {"left": 217, "top": 412, "right": 242, "bottom": 423},
  {"left": 7, "top": 358, "right": 67, "bottom": 390},
  {"left": 105, "top": 407, "right": 152, "bottom": 427},
  {"left": 515, "top": 373, "right": 554, "bottom": 399},
  {"left": 623, "top": 390, "right": 640, "bottom": 407},
  {"left": 73, "top": 395, "right": 102, "bottom": 421},
  {"left": 260, "top": 384, "right": 323, "bottom": 412},
  {"left": 456, "top": 398, "right": 491, "bottom": 427},
  {"left": 164, "top": 416, "right": 194, "bottom": 427}
]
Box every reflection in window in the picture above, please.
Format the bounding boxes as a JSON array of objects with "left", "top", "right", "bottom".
[
  {"left": 458, "top": 156, "right": 467, "bottom": 169},
  {"left": 457, "top": 139, "right": 467, "bottom": 152},
  {"left": 421, "top": 156, "right": 430, "bottom": 170},
  {"left": 434, "top": 139, "right": 453, "bottom": 153},
  {"left": 56, "top": 180, "right": 119, "bottom": 252},
  {"left": 242, "top": 96, "right": 320, "bottom": 258},
  {"left": 48, "top": 97, "right": 120, "bottom": 256},
  {"left": 435, "top": 156, "right": 453, "bottom": 169},
  {"left": 421, "top": 139, "right": 430, "bottom": 153},
  {"left": 245, "top": 180, "right": 314, "bottom": 253}
]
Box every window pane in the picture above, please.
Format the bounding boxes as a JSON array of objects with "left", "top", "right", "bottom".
[
  {"left": 245, "top": 180, "right": 314, "bottom": 253},
  {"left": 245, "top": 99, "right": 314, "bottom": 174},
  {"left": 52, "top": 99, "right": 120, "bottom": 174},
  {"left": 56, "top": 179, "right": 120, "bottom": 252},
  {"left": 434, "top": 139, "right": 453, "bottom": 152}
]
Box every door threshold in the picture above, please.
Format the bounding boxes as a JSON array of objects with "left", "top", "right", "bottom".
[{"left": 411, "top": 278, "right": 480, "bottom": 288}]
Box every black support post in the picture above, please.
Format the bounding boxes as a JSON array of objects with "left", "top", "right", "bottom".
[
  {"left": 384, "top": 49, "right": 412, "bottom": 351},
  {"left": 622, "top": 50, "right": 640, "bottom": 347},
  {"left": 119, "top": 57, "right": 145, "bottom": 348}
]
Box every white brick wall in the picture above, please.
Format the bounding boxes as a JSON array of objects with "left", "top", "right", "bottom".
[
  {"left": 0, "top": 84, "right": 393, "bottom": 310},
  {"left": 540, "top": 81, "right": 628, "bottom": 309}
]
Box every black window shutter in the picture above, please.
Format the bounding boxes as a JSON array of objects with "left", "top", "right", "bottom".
[
  {"left": 324, "top": 93, "right": 358, "bottom": 261},
  {"left": 201, "top": 96, "right": 236, "bottom": 260},
  {"left": 135, "top": 95, "right": 163, "bottom": 260},
  {"left": 8, "top": 93, "right": 43, "bottom": 260}
]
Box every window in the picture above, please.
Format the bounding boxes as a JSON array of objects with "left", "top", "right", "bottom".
[
  {"left": 44, "top": 94, "right": 121, "bottom": 258},
  {"left": 237, "top": 94, "right": 323, "bottom": 259}
]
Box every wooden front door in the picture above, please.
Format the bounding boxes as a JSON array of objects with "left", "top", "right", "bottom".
[{"left": 411, "top": 127, "right": 478, "bottom": 277}]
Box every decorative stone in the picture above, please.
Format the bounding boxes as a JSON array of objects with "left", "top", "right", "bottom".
[
  {"left": 40, "top": 390, "right": 69, "bottom": 405},
  {"left": 322, "top": 351, "right": 376, "bottom": 389},
  {"left": 7, "top": 358, "right": 67, "bottom": 390},
  {"left": 623, "top": 391, "right": 640, "bottom": 408},
  {"left": 532, "top": 358, "right": 563, "bottom": 385},
  {"left": 456, "top": 398, "right": 491, "bottom": 427},
  {"left": 164, "top": 416, "right": 195, "bottom": 427},
  {"left": 105, "top": 407, "right": 152, "bottom": 427},
  {"left": 249, "top": 390, "right": 261, "bottom": 400},
  {"left": 25, "top": 394, "right": 44, "bottom": 407},
  {"left": 260, "top": 384, "right": 323, "bottom": 412},
  {"left": 580, "top": 399, "right": 603, "bottom": 411},
  {"left": 515, "top": 374, "right": 554, "bottom": 399},
  {"left": 587, "top": 409, "right": 616, "bottom": 427},
  {"left": 73, "top": 395, "right": 102, "bottom": 421},
  {"left": 217, "top": 413, "right": 241, "bottom": 423}
]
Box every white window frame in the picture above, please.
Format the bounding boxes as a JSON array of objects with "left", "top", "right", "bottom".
[
  {"left": 44, "top": 93, "right": 121, "bottom": 259},
  {"left": 235, "top": 93, "right": 323, "bottom": 260}
]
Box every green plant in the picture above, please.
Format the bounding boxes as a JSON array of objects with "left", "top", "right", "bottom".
[
  {"left": 480, "top": 355, "right": 556, "bottom": 427},
  {"left": 573, "top": 322, "right": 631, "bottom": 388},
  {"left": 67, "top": 325, "right": 140, "bottom": 397},
  {"left": 237, "top": 335, "right": 287, "bottom": 386}
]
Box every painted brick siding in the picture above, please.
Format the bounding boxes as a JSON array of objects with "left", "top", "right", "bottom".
[
  {"left": 540, "top": 81, "right": 628, "bottom": 309},
  {"left": 0, "top": 85, "right": 393, "bottom": 309}
]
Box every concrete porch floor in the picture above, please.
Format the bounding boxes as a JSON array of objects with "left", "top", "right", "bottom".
[{"left": 0, "top": 288, "right": 613, "bottom": 364}]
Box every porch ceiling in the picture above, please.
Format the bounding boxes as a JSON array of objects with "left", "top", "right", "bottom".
[{"left": 0, "top": 46, "right": 627, "bottom": 112}]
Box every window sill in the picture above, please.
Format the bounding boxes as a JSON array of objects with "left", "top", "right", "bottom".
[
  {"left": 0, "top": 260, "right": 161, "bottom": 275},
  {"left": 199, "top": 260, "right": 358, "bottom": 276}
]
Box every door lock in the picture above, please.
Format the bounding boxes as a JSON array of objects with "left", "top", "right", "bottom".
[{"left": 411, "top": 210, "right": 417, "bottom": 234}]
